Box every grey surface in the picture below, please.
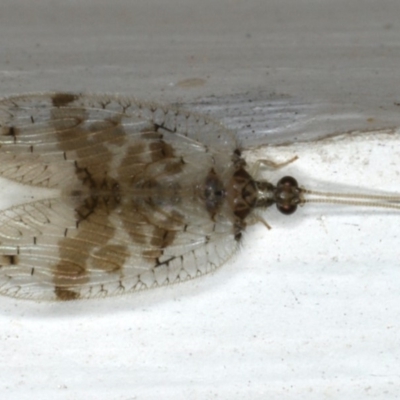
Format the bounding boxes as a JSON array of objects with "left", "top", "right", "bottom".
[
  {"left": 1, "top": 1, "right": 400, "bottom": 399},
  {"left": 1, "top": 0, "right": 400, "bottom": 146}
]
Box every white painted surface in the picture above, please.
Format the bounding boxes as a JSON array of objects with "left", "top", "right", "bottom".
[{"left": 1, "top": 0, "right": 400, "bottom": 399}]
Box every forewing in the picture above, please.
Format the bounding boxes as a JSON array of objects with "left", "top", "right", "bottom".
[
  {"left": 0, "top": 198, "right": 238, "bottom": 300},
  {"left": 0, "top": 92, "right": 237, "bottom": 188}
]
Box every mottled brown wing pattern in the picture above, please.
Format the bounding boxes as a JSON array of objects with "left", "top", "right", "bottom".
[{"left": 0, "top": 93, "right": 241, "bottom": 300}]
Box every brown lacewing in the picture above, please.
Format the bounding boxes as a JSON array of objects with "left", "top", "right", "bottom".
[{"left": 0, "top": 93, "right": 399, "bottom": 301}]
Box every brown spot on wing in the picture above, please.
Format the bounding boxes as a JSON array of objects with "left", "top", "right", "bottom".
[
  {"left": 149, "top": 140, "right": 175, "bottom": 161},
  {"left": 52, "top": 93, "right": 78, "bottom": 107},
  {"left": 0, "top": 255, "right": 19, "bottom": 266},
  {"left": 92, "top": 245, "right": 129, "bottom": 273},
  {"left": 53, "top": 259, "right": 89, "bottom": 284},
  {"left": 150, "top": 227, "right": 176, "bottom": 249},
  {"left": 54, "top": 286, "right": 80, "bottom": 301},
  {"left": 53, "top": 258, "right": 89, "bottom": 300}
]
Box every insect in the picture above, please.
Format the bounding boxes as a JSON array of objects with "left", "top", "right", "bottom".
[{"left": 0, "top": 93, "right": 399, "bottom": 301}]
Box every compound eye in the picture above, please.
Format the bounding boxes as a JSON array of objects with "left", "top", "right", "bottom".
[
  {"left": 278, "top": 176, "right": 298, "bottom": 187},
  {"left": 277, "top": 203, "right": 297, "bottom": 215}
]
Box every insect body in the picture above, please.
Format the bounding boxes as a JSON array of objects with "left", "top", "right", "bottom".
[
  {"left": 0, "top": 93, "right": 306, "bottom": 301},
  {"left": 1, "top": 93, "right": 399, "bottom": 301}
]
